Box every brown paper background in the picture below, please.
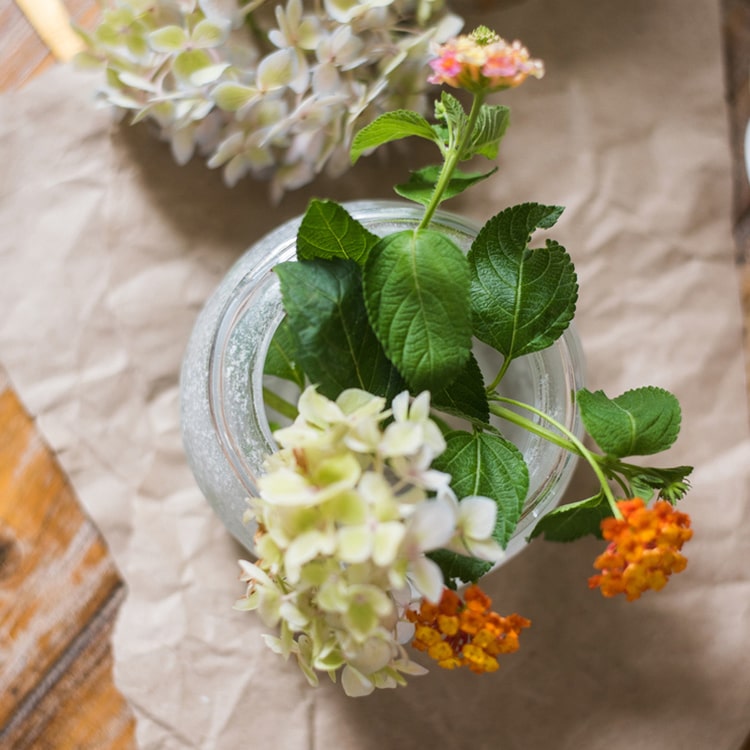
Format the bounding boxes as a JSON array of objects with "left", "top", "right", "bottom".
[{"left": 2, "top": 0, "right": 750, "bottom": 748}]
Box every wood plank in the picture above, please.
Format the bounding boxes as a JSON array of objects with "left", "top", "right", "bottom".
[
  {"left": 721, "top": 0, "right": 750, "bottom": 402},
  {"left": 722, "top": 0, "right": 750, "bottom": 243},
  {"left": 0, "top": 0, "right": 97, "bottom": 91},
  {"left": 0, "top": 1, "right": 56, "bottom": 91},
  {"left": 0, "top": 370, "right": 136, "bottom": 749},
  {"left": 13, "top": 0, "right": 86, "bottom": 61}
]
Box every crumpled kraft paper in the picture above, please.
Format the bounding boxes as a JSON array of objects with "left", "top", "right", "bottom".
[{"left": 1, "top": 0, "right": 750, "bottom": 748}]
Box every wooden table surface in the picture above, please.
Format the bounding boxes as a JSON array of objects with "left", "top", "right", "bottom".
[
  {"left": 1, "top": 5, "right": 138, "bottom": 748},
  {"left": 1, "top": 2, "right": 749, "bottom": 749}
]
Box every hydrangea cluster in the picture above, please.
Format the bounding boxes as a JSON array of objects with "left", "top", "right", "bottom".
[
  {"left": 427, "top": 24, "right": 544, "bottom": 92},
  {"left": 588, "top": 498, "right": 693, "bottom": 601},
  {"left": 234, "top": 386, "right": 504, "bottom": 696},
  {"left": 76, "top": 0, "right": 463, "bottom": 198}
]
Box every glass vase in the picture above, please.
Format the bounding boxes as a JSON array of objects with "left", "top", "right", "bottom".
[{"left": 180, "top": 201, "right": 585, "bottom": 560}]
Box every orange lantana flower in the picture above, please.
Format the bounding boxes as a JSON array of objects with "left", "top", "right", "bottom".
[
  {"left": 589, "top": 498, "right": 693, "bottom": 601},
  {"left": 407, "top": 585, "right": 530, "bottom": 673}
]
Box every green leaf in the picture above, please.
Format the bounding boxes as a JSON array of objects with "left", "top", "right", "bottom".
[
  {"left": 435, "top": 92, "right": 467, "bottom": 147},
  {"left": 622, "top": 464, "right": 693, "bottom": 504},
  {"left": 394, "top": 165, "right": 498, "bottom": 207},
  {"left": 297, "top": 200, "right": 379, "bottom": 265},
  {"left": 363, "top": 229, "right": 471, "bottom": 392},
  {"left": 432, "top": 431, "right": 529, "bottom": 547},
  {"left": 431, "top": 353, "right": 490, "bottom": 424},
  {"left": 628, "top": 473, "right": 658, "bottom": 502},
  {"left": 350, "top": 111, "right": 438, "bottom": 163},
  {"left": 427, "top": 549, "right": 493, "bottom": 589},
  {"left": 468, "top": 203, "right": 577, "bottom": 361},
  {"left": 528, "top": 493, "right": 611, "bottom": 542},
  {"left": 577, "top": 386, "right": 682, "bottom": 457},
  {"left": 276, "top": 259, "right": 405, "bottom": 400},
  {"left": 264, "top": 317, "right": 305, "bottom": 389},
  {"left": 466, "top": 104, "right": 510, "bottom": 160}
]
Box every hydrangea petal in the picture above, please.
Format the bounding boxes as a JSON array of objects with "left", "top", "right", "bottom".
[
  {"left": 173, "top": 49, "right": 213, "bottom": 83},
  {"left": 190, "top": 62, "right": 231, "bottom": 86},
  {"left": 259, "top": 468, "right": 317, "bottom": 506},
  {"left": 341, "top": 665, "right": 375, "bottom": 697},
  {"left": 390, "top": 390, "right": 409, "bottom": 422},
  {"left": 345, "top": 601, "right": 380, "bottom": 639},
  {"left": 381, "top": 421, "right": 423, "bottom": 457},
  {"left": 409, "top": 391, "right": 431, "bottom": 422},
  {"left": 409, "top": 555, "right": 444, "bottom": 603},
  {"left": 297, "top": 17, "right": 323, "bottom": 50},
  {"left": 392, "top": 657, "right": 429, "bottom": 676},
  {"left": 297, "top": 385, "right": 345, "bottom": 426},
  {"left": 117, "top": 71, "right": 158, "bottom": 92},
  {"left": 191, "top": 19, "right": 230, "bottom": 48},
  {"left": 350, "top": 637, "right": 394, "bottom": 675},
  {"left": 336, "top": 388, "right": 386, "bottom": 418},
  {"left": 223, "top": 153, "right": 250, "bottom": 187},
  {"left": 408, "top": 497, "right": 455, "bottom": 551},
  {"left": 317, "top": 578, "right": 348, "bottom": 613},
  {"left": 337, "top": 525, "right": 373, "bottom": 563},
  {"left": 171, "top": 127, "right": 196, "bottom": 165},
  {"left": 294, "top": 635, "right": 320, "bottom": 686},
  {"left": 257, "top": 48, "right": 301, "bottom": 91},
  {"left": 372, "top": 522, "right": 406, "bottom": 566},
  {"left": 148, "top": 25, "right": 188, "bottom": 53},
  {"left": 238, "top": 559, "right": 273, "bottom": 586},
  {"left": 212, "top": 82, "right": 259, "bottom": 112},
  {"left": 285, "top": 530, "right": 336, "bottom": 580},
  {"left": 463, "top": 538, "right": 504, "bottom": 562},
  {"left": 459, "top": 495, "right": 497, "bottom": 539}
]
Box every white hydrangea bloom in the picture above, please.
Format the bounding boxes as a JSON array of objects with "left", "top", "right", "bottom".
[
  {"left": 78, "top": 0, "right": 464, "bottom": 197},
  {"left": 444, "top": 491, "right": 505, "bottom": 563},
  {"left": 269, "top": 0, "right": 322, "bottom": 50},
  {"left": 236, "top": 385, "right": 503, "bottom": 696},
  {"left": 323, "top": 0, "right": 392, "bottom": 24}
]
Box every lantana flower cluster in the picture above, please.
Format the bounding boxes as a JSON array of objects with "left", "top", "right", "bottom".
[
  {"left": 77, "top": 0, "right": 463, "bottom": 198},
  {"left": 588, "top": 498, "right": 693, "bottom": 601},
  {"left": 234, "top": 386, "right": 504, "bottom": 696},
  {"left": 428, "top": 24, "right": 544, "bottom": 92},
  {"left": 407, "top": 585, "right": 530, "bottom": 673}
]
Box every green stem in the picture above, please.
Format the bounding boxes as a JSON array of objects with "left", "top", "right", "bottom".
[
  {"left": 244, "top": 8, "right": 270, "bottom": 51},
  {"left": 418, "top": 92, "right": 486, "bottom": 230},
  {"left": 611, "top": 472, "right": 632, "bottom": 498},
  {"left": 486, "top": 356, "right": 511, "bottom": 393},
  {"left": 262, "top": 387, "right": 298, "bottom": 421},
  {"left": 488, "top": 402, "right": 576, "bottom": 452},
  {"left": 489, "top": 396, "right": 622, "bottom": 518}
]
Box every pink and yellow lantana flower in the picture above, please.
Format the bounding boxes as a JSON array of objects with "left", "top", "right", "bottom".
[{"left": 428, "top": 25, "right": 544, "bottom": 93}]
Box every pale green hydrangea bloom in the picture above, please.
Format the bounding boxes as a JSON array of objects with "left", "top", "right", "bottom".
[
  {"left": 235, "top": 386, "right": 503, "bottom": 696},
  {"left": 76, "top": 0, "right": 463, "bottom": 197}
]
